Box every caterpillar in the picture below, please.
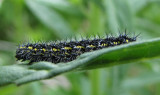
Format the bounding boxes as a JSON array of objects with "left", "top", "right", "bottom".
[{"left": 15, "top": 32, "right": 138, "bottom": 64}]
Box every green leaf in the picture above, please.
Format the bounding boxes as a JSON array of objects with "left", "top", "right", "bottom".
[
  {"left": 0, "top": 65, "right": 35, "bottom": 86},
  {"left": 38, "top": 0, "right": 83, "bottom": 17},
  {"left": 122, "top": 72, "right": 160, "bottom": 89},
  {"left": 0, "top": 38, "right": 160, "bottom": 86},
  {"left": 25, "top": 0, "right": 73, "bottom": 38}
]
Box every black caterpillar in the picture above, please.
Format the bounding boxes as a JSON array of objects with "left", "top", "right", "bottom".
[{"left": 15, "top": 32, "right": 138, "bottom": 64}]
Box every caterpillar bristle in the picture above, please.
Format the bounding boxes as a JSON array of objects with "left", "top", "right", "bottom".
[{"left": 15, "top": 32, "right": 138, "bottom": 65}]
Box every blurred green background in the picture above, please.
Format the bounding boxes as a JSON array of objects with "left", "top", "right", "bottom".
[{"left": 0, "top": 0, "right": 160, "bottom": 95}]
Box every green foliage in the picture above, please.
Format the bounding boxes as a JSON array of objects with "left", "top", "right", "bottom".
[{"left": 0, "top": 0, "right": 160, "bottom": 95}]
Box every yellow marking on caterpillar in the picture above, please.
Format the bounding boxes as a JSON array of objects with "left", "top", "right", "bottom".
[
  {"left": 113, "top": 42, "right": 117, "bottom": 45},
  {"left": 76, "top": 46, "right": 84, "bottom": 48},
  {"left": 65, "top": 52, "right": 69, "bottom": 55},
  {"left": 20, "top": 46, "right": 25, "bottom": 49},
  {"left": 53, "top": 48, "right": 57, "bottom": 51},
  {"left": 34, "top": 48, "right": 37, "bottom": 51},
  {"left": 126, "top": 39, "right": 129, "bottom": 43},
  {"left": 64, "top": 47, "right": 72, "bottom": 50},
  {"left": 118, "top": 41, "right": 120, "bottom": 44},
  {"left": 42, "top": 48, "right": 46, "bottom": 52},
  {"left": 101, "top": 43, "right": 107, "bottom": 46},
  {"left": 28, "top": 46, "right": 33, "bottom": 49},
  {"left": 101, "top": 44, "right": 104, "bottom": 46},
  {"left": 89, "top": 45, "right": 95, "bottom": 48}
]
